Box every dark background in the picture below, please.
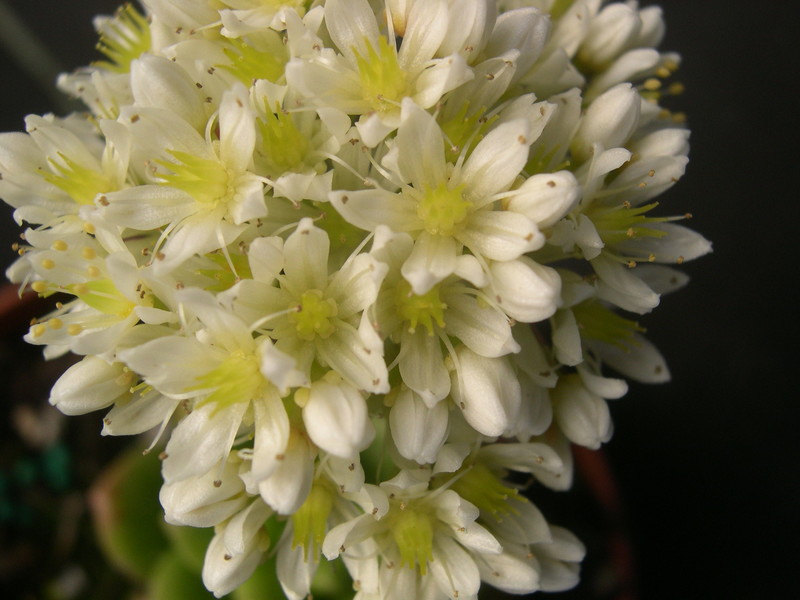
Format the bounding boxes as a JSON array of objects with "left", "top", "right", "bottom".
[{"left": 1, "top": 1, "right": 798, "bottom": 598}]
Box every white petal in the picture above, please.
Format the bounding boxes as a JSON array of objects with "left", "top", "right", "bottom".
[
  {"left": 506, "top": 171, "right": 580, "bottom": 229},
  {"left": 617, "top": 223, "right": 712, "bottom": 264},
  {"left": 277, "top": 533, "right": 318, "bottom": 600},
  {"left": 284, "top": 218, "right": 329, "bottom": 291},
  {"left": 202, "top": 528, "right": 266, "bottom": 598},
  {"left": 477, "top": 550, "right": 540, "bottom": 594},
  {"left": 571, "top": 83, "right": 641, "bottom": 163},
  {"left": 462, "top": 119, "right": 532, "bottom": 200},
  {"left": 398, "top": 328, "right": 450, "bottom": 405},
  {"left": 488, "top": 257, "right": 562, "bottom": 323},
  {"left": 303, "top": 380, "right": 374, "bottom": 458},
  {"left": 250, "top": 393, "right": 291, "bottom": 483},
  {"left": 444, "top": 292, "right": 519, "bottom": 357},
  {"left": 258, "top": 431, "right": 315, "bottom": 514},
  {"left": 219, "top": 84, "right": 256, "bottom": 172},
  {"left": 397, "top": 0, "right": 448, "bottom": 70},
  {"left": 451, "top": 521, "right": 503, "bottom": 555},
  {"left": 395, "top": 98, "right": 447, "bottom": 188},
  {"left": 552, "top": 375, "right": 612, "bottom": 449},
  {"left": 49, "top": 356, "right": 127, "bottom": 415},
  {"left": 317, "top": 322, "right": 389, "bottom": 393},
  {"left": 591, "top": 254, "right": 660, "bottom": 314},
  {"left": 223, "top": 499, "right": 272, "bottom": 556},
  {"left": 162, "top": 402, "right": 247, "bottom": 483},
  {"left": 389, "top": 387, "right": 449, "bottom": 464},
  {"left": 100, "top": 185, "right": 194, "bottom": 230},
  {"left": 430, "top": 535, "right": 480, "bottom": 599},
  {"left": 401, "top": 232, "right": 458, "bottom": 295},
  {"left": 324, "top": 0, "right": 380, "bottom": 64},
  {"left": 463, "top": 210, "right": 543, "bottom": 261},
  {"left": 330, "top": 188, "right": 420, "bottom": 233},
  {"left": 102, "top": 390, "right": 180, "bottom": 436},
  {"left": 590, "top": 334, "right": 671, "bottom": 383},
  {"left": 159, "top": 458, "right": 247, "bottom": 527},
  {"left": 131, "top": 55, "right": 206, "bottom": 131},
  {"left": 451, "top": 348, "right": 520, "bottom": 438},
  {"left": 247, "top": 236, "right": 284, "bottom": 283}
]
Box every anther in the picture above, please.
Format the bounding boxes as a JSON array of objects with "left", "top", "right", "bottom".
[
  {"left": 87, "top": 266, "right": 102, "bottom": 278},
  {"left": 31, "top": 324, "right": 47, "bottom": 338},
  {"left": 668, "top": 82, "right": 685, "bottom": 95},
  {"left": 81, "top": 247, "right": 96, "bottom": 260},
  {"left": 67, "top": 324, "right": 83, "bottom": 336},
  {"left": 643, "top": 78, "right": 661, "bottom": 91},
  {"left": 52, "top": 240, "right": 68, "bottom": 251},
  {"left": 41, "top": 259, "right": 55, "bottom": 270},
  {"left": 48, "top": 318, "right": 63, "bottom": 330},
  {"left": 31, "top": 281, "right": 48, "bottom": 293}
]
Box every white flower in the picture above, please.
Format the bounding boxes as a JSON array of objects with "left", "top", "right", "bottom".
[
  {"left": 323, "top": 473, "right": 503, "bottom": 600},
  {"left": 331, "top": 98, "right": 546, "bottom": 295},
  {"left": 286, "top": 0, "right": 473, "bottom": 146},
  {"left": 100, "top": 84, "right": 265, "bottom": 272}
]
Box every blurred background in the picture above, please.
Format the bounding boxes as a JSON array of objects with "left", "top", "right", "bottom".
[{"left": 1, "top": 1, "right": 798, "bottom": 598}]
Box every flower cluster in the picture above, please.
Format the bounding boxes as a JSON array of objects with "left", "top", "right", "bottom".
[{"left": 0, "top": 0, "right": 709, "bottom": 598}]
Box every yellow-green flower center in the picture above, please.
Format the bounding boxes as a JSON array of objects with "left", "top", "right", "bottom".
[
  {"left": 220, "top": 33, "right": 288, "bottom": 85},
  {"left": 156, "top": 150, "right": 232, "bottom": 205},
  {"left": 289, "top": 290, "right": 338, "bottom": 341},
  {"left": 40, "top": 153, "right": 116, "bottom": 205},
  {"left": 94, "top": 3, "right": 151, "bottom": 74},
  {"left": 448, "top": 464, "right": 520, "bottom": 518},
  {"left": 586, "top": 201, "right": 669, "bottom": 245},
  {"left": 395, "top": 279, "right": 447, "bottom": 335},
  {"left": 258, "top": 108, "right": 312, "bottom": 174},
  {"left": 415, "top": 182, "right": 471, "bottom": 236},
  {"left": 291, "top": 481, "right": 334, "bottom": 557},
  {"left": 572, "top": 300, "right": 645, "bottom": 350},
  {"left": 69, "top": 278, "right": 138, "bottom": 318},
  {"left": 354, "top": 36, "right": 409, "bottom": 112},
  {"left": 189, "top": 350, "right": 264, "bottom": 411},
  {"left": 390, "top": 504, "right": 435, "bottom": 575}
]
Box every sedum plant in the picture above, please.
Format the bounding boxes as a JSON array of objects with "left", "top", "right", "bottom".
[{"left": 0, "top": 0, "right": 710, "bottom": 598}]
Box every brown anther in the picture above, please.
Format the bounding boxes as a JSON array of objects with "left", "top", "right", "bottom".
[
  {"left": 676, "top": 256, "right": 685, "bottom": 264},
  {"left": 98, "top": 195, "right": 110, "bottom": 206},
  {"left": 517, "top": 135, "right": 527, "bottom": 144},
  {"left": 158, "top": 452, "right": 168, "bottom": 460},
  {"left": 213, "top": 480, "right": 222, "bottom": 488},
  {"left": 130, "top": 114, "right": 140, "bottom": 123},
  {"left": 648, "top": 169, "right": 656, "bottom": 177},
  {"left": 627, "top": 260, "right": 637, "bottom": 268},
  {"left": 547, "top": 180, "right": 556, "bottom": 187}
]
